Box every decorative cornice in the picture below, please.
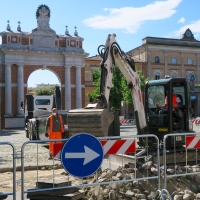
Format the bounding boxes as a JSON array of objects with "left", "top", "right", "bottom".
[
  {"left": 144, "top": 36, "right": 200, "bottom": 47},
  {"left": 75, "top": 65, "right": 84, "bottom": 68}
]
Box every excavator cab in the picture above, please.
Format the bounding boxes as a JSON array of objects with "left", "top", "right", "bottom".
[{"left": 145, "top": 77, "right": 193, "bottom": 147}]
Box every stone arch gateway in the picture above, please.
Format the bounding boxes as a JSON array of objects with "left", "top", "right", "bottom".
[{"left": 0, "top": 5, "right": 88, "bottom": 129}]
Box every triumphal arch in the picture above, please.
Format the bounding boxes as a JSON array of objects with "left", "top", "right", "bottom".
[{"left": 0, "top": 5, "right": 88, "bottom": 129}]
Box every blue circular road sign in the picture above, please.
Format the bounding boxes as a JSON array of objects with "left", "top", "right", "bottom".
[{"left": 61, "top": 133, "right": 104, "bottom": 178}]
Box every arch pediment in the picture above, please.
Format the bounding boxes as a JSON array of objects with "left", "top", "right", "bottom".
[
  {"left": 29, "top": 30, "right": 57, "bottom": 48},
  {"left": 30, "top": 30, "right": 57, "bottom": 37}
]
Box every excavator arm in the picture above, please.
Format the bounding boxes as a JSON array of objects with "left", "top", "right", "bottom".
[
  {"left": 67, "top": 34, "right": 147, "bottom": 137},
  {"left": 97, "top": 34, "right": 147, "bottom": 134}
]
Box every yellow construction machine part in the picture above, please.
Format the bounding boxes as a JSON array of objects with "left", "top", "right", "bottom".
[{"left": 67, "top": 109, "right": 114, "bottom": 137}]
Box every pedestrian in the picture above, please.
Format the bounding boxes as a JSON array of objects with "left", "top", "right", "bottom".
[{"left": 45, "top": 108, "right": 65, "bottom": 159}]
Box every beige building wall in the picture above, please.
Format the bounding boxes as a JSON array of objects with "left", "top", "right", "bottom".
[{"left": 127, "top": 29, "right": 200, "bottom": 117}]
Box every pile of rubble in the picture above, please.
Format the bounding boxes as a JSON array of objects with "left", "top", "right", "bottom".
[
  {"left": 80, "top": 161, "right": 200, "bottom": 200},
  {"left": 20, "top": 160, "right": 200, "bottom": 199}
]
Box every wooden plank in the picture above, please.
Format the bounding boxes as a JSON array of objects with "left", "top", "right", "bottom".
[
  {"left": 36, "top": 180, "right": 71, "bottom": 188},
  {"left": 0, "top": 194, "right": 8, "bottom": 200},
  {"left": 28, "top": 190, "right": 85, "bottom": 200},
  {"left": 27, "top": 187, "right": 79, "bottom": 197}
]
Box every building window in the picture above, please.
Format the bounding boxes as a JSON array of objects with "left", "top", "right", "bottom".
[
  {"left": 171, "top": 57, "right": 177, "bottom": 64},
  {"left": 187, "top": 57, "right": 193, "bottom": 65},
  {"left": 154, "top": 70, "right": 161, "bottom": 80},
  {"left": 171, "top": 70, "right": 178, "bottom": 78},
  {"left": 155, "top": 56, "right": 160, "bottom": 63}
]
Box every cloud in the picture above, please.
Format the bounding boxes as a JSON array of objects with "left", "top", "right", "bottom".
[
  {"left": 178, "top": 17, "right": 185, "bottom": 23},
  {"left": 83, "top": 0, "right": 182, "bottom": 33},
  {"left": 173, "top": 20, "right": 200, "bottom": 37}
]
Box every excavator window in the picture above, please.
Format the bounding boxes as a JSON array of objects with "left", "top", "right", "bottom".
[
  {"left": 147, "top": 86, "right": 165, "bottom": 108},
  {"left": 147, "top": 84, "right": 186, "bottom": 131},
  {"left": 147, "top": 85, "right": 166, "bottom": 127}
]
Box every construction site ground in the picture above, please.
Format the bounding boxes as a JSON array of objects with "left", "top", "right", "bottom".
[{"left": 1, "top": 124, "right": 200, "bottom": 199}]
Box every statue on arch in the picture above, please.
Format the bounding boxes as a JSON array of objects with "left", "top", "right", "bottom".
[{"left": 32, "top": 4, "right": 55, "bottom": 33}]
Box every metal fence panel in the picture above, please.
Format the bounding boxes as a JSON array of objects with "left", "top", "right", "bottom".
[
  {"left": 163, "top": 132, "right": 200, "bottom": 189},
  {"left": 0, "top": 142, "right": 16, "bottom": 200},
  {"left": 20, "top": 134, "right": 160, "bottom": 200}
]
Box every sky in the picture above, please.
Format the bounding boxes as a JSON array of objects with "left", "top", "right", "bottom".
[{"left": 0, "top": 0, "right": 200, "bottom": 87}]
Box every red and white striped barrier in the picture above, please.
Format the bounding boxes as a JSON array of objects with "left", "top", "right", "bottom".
[
  {"left": 196, "top": 120, "right": 200, "bottom": 124},
  {"left": 191, "top": 119, "right": 200, "bottom": 125},
  {"left": 100, "top": 139, "right": 136, "bottom": 155},
  {"left": 53, "top": 139, "right": 136, "bottom": 159},
  {"left": 186, "top": 135, "right": 200, "bottom": 149},
  {"left": 53, "top": 142, "right": 63, "bottom": 159},
  {"left": 119, "top": 119, "right": 130, "bottom": 123}
]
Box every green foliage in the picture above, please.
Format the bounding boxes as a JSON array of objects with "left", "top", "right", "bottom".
[
  {"left": 35, "top": 86, "right": 55, "bottom": 95},
  {"left": 121, "top": 75, "right": 132, "bottom": 104},
  {"left": 137, "top": 68, "right": 147, "bottom": 92},
  {"left": 109, "top": 66, "right": 124, "bottom": 110},
  {"left": 87, "top": 68, "right": 101, "bottom": 101},
  {"left": 36, "top": 4, "right": 51, "bottom": 19},
  {"left": 87, "top": 66, "right": 149, "bottom": 110}
]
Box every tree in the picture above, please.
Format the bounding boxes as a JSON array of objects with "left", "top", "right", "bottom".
[
  {"left": 35, "top": 86, "right": 55, "bottom": 95},
  {"left": 87, "top": 66, "right": 124, "bottom": 110},
  {"left": 87, "top": 66, "right": 148, "bottom": 110},
  {"left": 109, "top": 66, "right": 124, "bottom": 110},
  {"left": 87, "top": 68, "right": 101, "bottom": 102}
]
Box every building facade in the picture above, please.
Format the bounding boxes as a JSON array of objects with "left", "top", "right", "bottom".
[
  {"left": 0, "top": 5, "right": 88, "bottom": 129},
  {"left": 127, "top": 28, "right": 200, "bottom": 117}
]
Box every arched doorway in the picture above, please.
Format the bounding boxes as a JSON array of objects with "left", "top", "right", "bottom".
[
  {"left": 27, "top": 69, "right": 61, "bottom": 96},
  {"left": 28, "top": 69, "right": 60, "bottom": 88}
]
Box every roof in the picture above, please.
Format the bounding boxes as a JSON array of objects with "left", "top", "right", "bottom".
[
  {"left": 147, "top": 78, "right": 187, "bottom": 86},
  {"left": 0, "top": 30, "right": 30, "bottom": 35},
  {"left": 142, "top": 36, "right": 200, "bottom": 48},
  {"left": 0, "top": 29, "right": 83, "bottom": 40},
  {"left": 86, "top": 55, "right": 102, "bottom": 60}
]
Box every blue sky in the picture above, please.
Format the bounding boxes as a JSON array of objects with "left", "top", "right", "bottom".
[{"left": 1, "top": 0, "right": 200, "bottom": 87}]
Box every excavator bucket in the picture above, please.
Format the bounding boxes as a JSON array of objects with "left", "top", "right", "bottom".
[{"left": 67, "top": 109, "right": 114, "bottom": 137}]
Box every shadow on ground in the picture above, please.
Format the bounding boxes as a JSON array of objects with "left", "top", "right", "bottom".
[{"left": 0, "top": 128, "right": 24, "bottom": 136}]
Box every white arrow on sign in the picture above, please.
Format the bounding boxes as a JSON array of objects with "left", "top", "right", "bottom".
[{"left": 65, "top": 145, "right": 100, "bottom": 165}]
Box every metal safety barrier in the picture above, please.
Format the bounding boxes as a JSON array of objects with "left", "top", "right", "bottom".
[
  {"left": 163, "top": 132, "right": 200, "bottom": 189},
  {"left": 0, "top": 142, "right": 16, "bottom": 200},
  {"left": 19, "top": 134, "right": 160, "bottom": 200},
  {"left": 4, "top": 133, "right": 198, "bottom": 199}
]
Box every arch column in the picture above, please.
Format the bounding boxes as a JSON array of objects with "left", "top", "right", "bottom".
[
  {"left": 4, "top": 64, "right": 13, "bottom": 117},
  {"left": 65, "top": 66, "right": 71, "bottom": 110},
  {"left": 75, "top": 65, "right": 83, "bottom": 108},
  {"left": 17, "top": 64, "right": 24, "bottom": 116}
]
